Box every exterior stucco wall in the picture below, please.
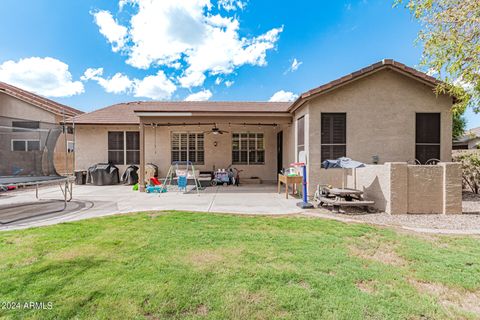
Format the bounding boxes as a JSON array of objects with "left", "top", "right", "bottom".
[
  {"left": 74, "top": 125, "right": 139, "bottom": 175},
  {"left": 407, "top": 165, "right": 443, "bottom": 214},
  {"left": 0, "top": 92, "right": 74, "bottom": 175},
  {"left": 0, "top": 93, "right": 57, "bottom": 123},
  {"left": 75, "top": 122, "right": 281, "bottom": 182},
  {"left": 335, "top": 162, "right": 462, "bottom": 214},
  {"left": 281, "top": 123, "right": 295, "bottom": 171},
  {"left": 306, "top": 69, "right": 453, "bottom": 196}
]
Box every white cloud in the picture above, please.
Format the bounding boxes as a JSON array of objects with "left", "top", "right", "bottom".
[
  {"left": 92, "top": 0, "right": 283, "bottom": 88},
  {"left": 81, "top": 67, "right": 104, "bottom": 81},
  {"left": 269, "top": 90, "right": 298, "bottom": 102},
  {"left": 285, "top": 58, "right": 302, "bottom": 74},
  {"left": 224, "top": 80, "right": 234, "bottom": 87},
  {"left": 0, "top": 57, "right": 84, "bottom": 97},
  {"left": 133, "top": 71, "right": 176, "bottom": 100},
  {"left": 218, "top": 0, "right": 247, "bottom": 11},
  {"left": 185, "top": 89, "right": 212, "bottom": 101},
  {"left": 82, "top": 68, "right": 133, "bottom": 94},
  {"left": 215, "top": 77, "right": 223, "bottom": 85},
  {"left": 178, "top": 70, "right": 206, "bottom": 88},
  {"left": 82, "top": 67, "right": 175, "bottom": 99},
  {"left": 92, "top": 10, "right": 128, "bottom": 52},
  {"left": 290, "top": 58, "right": 302, "bottom": 72}
]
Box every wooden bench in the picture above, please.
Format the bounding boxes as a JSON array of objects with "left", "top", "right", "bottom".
[{"left": 318, "top": 197, "right": 375, "bottom": 212}]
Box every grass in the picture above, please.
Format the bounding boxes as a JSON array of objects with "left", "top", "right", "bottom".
[{"left": 1, "top": 211, "right": 480, "bottom": 319}]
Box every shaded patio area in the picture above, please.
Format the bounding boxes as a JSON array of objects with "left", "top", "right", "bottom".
[{"left": 0, "top": 184, "right": 304, "bottom": 230}]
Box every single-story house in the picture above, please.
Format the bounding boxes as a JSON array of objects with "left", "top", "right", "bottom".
[
  {"left": 71, "top": 59, "right": 455, "bottom": 196},
  {"left": 453, "top": 127, "right": 480, "bottom": 150},
  {"left": 0, "top": 81, "right": 83, "bottom": 175}
]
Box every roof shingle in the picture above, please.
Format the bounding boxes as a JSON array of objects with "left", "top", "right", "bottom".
[{"left": 72, "top": 101, "right": 292, "bottom": 124}]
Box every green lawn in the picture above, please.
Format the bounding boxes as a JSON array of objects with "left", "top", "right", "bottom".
[{"left": 1, "top": 212, "right": 480, "bottom": 320}]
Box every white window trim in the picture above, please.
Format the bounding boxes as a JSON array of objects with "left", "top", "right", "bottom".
[
  {"left": 232, "top": 132, "right": 265, "bottom": 165},
  {"left": 170, "top": 132, "right": 205, "bottom": 164},
  {"left": 11, "top": 139, "right": 41, "bottom": 152}
]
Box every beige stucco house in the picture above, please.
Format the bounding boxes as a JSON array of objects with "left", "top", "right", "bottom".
[
  {"left": 71, "top": 60, "right": 455, "bottom": 197},
  {"left": 0, "top": 81, "right": 83, "bottom": 175},
  {"left": 453, "top": 127, "right": 480, "bottom": 150}
]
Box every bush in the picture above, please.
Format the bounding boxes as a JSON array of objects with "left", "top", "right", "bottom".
[{"left": 453, "top": 151, "right": 480, "bottom": 194}]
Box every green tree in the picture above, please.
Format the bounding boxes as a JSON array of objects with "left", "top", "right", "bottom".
[
  {"left": 395, "top": 0, "right": 480, "bottom": 116},
  {"left": 452, "top": 113, "right": 466, "bottom": 140}
]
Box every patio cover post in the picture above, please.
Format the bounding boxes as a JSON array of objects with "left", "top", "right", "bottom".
[{"left": 139, "top": 121, "right": 145, "bottom": 192}]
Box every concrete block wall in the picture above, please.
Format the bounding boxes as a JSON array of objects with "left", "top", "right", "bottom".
[{"left": 317, "top": 162, "right": 462, "bottom": 214}]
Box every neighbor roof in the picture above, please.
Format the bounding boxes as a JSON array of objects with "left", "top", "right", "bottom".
[
  {"left": 288, "top": 59, "right": 442, "bottom": 112},
  {"left": 72, "top": 101, "right": 292, "bottom": 124},
  {"left": 0, "top": 81, "right": 83, "bottom": 118},
  {"left": 455, "top": 127, "right": 480, "bottom": 143}
]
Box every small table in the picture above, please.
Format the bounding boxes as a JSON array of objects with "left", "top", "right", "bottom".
[{"left": 278, "top": 174, "right": 303, "bottom": 199}]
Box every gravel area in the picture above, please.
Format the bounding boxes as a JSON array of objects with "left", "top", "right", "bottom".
[{"left": 310, "top": 192, "right": 480, "bottom": 233}]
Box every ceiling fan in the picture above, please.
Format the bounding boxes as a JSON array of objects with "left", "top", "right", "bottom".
[{"left": 203, "top": 124, "right": 229, "bottom": 135}]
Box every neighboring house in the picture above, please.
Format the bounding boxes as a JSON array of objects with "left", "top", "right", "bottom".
[
  {"left": 72, "top": 59, "right": 454, "bottom": 193},
  {"left": 453, "top": 127, "right": 480, "bottom": 150},
  {"left": 0, "top": 81, "right": 83, "bottom": 175}
]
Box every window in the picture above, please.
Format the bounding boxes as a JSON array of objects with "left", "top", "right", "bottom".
[
  {"left": 321, "top": 113, "right": 346, "bottom": 163},
  {"left": 171, "top": 133, "right": 204, "bottom": 164},
  {"left": 67, "top": 141, "right": 75, "bottom": 153},
  {"left": 297, "top": 116, "right": 305, "bottom": 159},
  {"left": 12, "top": 121, "right": 39, "bottom": 132},
  {"left": 11, "top": 139, "right": 40, "bottom": 151},
  {"left": 416, "top": 113, "right": 440, "bottom": 164},
  {"left": 232, "top": 133, "right": 264, "bottom": 165},
  {"left": 108, "top": 132, "right": 124, "bottom": 165},
  {"left": 108, "top": 131, "right": 140, "bottom": 165},
  {"left": 126, "top": 132, "right": 140, "bottom": 164}
]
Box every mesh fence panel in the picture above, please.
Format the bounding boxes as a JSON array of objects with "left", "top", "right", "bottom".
[{"left": 0, "top": 116, "right": 63, "bottom": 177}]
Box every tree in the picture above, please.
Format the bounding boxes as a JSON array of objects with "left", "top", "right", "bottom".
[
  {"left": 395, "top": 0, "right": 480, "bottom": 116},
  {"left": 453, "top": 151, "right": 480, "bottom": 194},
  {"left": 452, "top": 113, "right": 466, "bottom": 139}
]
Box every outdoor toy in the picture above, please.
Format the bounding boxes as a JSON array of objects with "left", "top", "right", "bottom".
[
  {"left": 162, "top": 161, "right": 201, "bottom": 194},
  {"left": 146, "top": 185, "right": 166, "bottom": 193},
  {"left": 150, "top": 177, "right": 162, "bottom": 186},
  {"left": 291, "top": 161, "right": 313, "bottom": 209}
]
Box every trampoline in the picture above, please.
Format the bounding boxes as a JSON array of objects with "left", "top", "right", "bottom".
[{"left": 0, "top": 115, "right": 74, "bottom": 212}]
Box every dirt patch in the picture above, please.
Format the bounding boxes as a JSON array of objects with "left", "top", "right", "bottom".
[
  {"left": 356, "top": 280, "right": 377, "bottom": 294},
  {"left": 227, "top": 290, "right": 272, "bottom": 319},
  {"left": 147, "top": 212, "right": 168, "bottom": 219},
  {"left": 410, "top": 279, "right": 480, "bottom": 317},
  {"left": 185, "top": 247, "right": 243, "bottom": 269},
  {"left": 349, "top": 234, "right": 406, "bottom": 267},
  {"left": 195, "top": 304, "right": 208, "bottom": 316},
  {"left": 298, "top": 280, "right": 310, "bottom": 290}
]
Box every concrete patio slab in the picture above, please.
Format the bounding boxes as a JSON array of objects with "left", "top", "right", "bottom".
[{"left": 0, "top": 183, "right": 304, "bottom": 230}]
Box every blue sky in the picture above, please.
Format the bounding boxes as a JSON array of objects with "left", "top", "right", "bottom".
[{"left": 0, "top": 0, "right": 478, "bottom": 128}]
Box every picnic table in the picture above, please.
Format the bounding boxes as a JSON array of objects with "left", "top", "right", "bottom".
[{"left": 315, "top": 186, "right": 374, "bottom": 212}]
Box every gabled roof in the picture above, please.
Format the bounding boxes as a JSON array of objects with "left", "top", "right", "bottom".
[
  {"left": 72, "top": 101, "right": 292, "bottom": 124},
  {"left": 0, "top": 81, "right": 83, "bottom": 118},
  {"left": 71, "top": 59, "right": 445, "bottom": 125},
  {"left": 288, "top": 59, "right": 442, "bottom": 112}
]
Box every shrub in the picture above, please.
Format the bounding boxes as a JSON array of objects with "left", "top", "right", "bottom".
[{"left": 453, "top": 151, "right": 480, "bottom": 194}]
